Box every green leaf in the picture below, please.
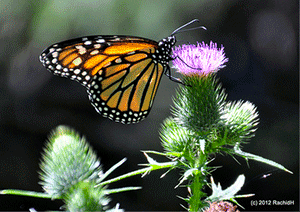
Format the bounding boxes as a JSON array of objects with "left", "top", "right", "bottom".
[
  {"left": 100, "top": 152, "right": 175, "bottom": 186},
  {"left": 141, "top": 152, "right": 176, "bottom": 171},
  {"left": 0, "top": 189, "right": 56, "bottom": 199},
  {"left": 234, "top": 146, "right": 293, "bottom": 174},
  {"left": 105, "top": 187, "right": 141, "bottom": 195},
  {"left": 175, "top": 168, "right": 198, "bottom": 188},
  {"left": 206, "top": 175, "right": 254, "bottom": 208},
  {"left": 98, "top": 158, "right": 127, "bottom": 183}
]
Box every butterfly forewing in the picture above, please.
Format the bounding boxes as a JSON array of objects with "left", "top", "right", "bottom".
[{"left": 40, "top": 35, "right": 173, "bottom": 124}]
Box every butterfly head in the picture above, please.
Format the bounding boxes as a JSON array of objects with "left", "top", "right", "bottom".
[
  {"left": 156, "top": 35, "right": 176, "bottom": 64},
  {"left": 167, "top": 35, "right": 176, "bottom": 46},
  {"left": 158, "top": 35, "right": 176, "bottom": 48}
]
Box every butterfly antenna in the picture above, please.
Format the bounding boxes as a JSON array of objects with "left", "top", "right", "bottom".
[
  {"left": 171, "top": 19, "right": 206, "bottom": 35},
  {"left": 175, "top": 26, "right": 207, "bottom": 34}
]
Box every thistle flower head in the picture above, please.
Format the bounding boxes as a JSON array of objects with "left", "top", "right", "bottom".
[{"left": 172, "top": 41, "right": 228, "bottom": 76}]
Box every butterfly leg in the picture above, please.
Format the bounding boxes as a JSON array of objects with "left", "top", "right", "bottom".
[
  {"left": 164, "top": 66, "right": 185, "bottom": 85},
  {"left": 172, "top": 55, "right": 201, "bottom": 70}
]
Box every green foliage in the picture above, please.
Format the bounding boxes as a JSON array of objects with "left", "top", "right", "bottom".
[
  {"left": 0, "top": 73, "right": 292, "bottom": 211},
  {"left": 159, "top": 73, "right": 290, "bottom": 211}
]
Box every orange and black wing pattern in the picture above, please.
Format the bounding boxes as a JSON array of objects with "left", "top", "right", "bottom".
[{"left": 40, "top": 35, "right": 176, "bottom": 124}]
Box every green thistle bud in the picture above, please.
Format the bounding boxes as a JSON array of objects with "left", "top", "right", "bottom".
[
  {"left": 39, "top": 125, "right": 102, "bottom": 197},
  {"left": 218, "top": 100, "right": 259, "bottom": 145},
  {"left": 160, "top": 117, "right": 194, "bottom": 154},
  {"left": 172, "top": 75, "right": 226, "bottom": 135}
]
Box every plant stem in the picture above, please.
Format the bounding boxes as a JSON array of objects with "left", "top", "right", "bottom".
[{"left": 188, "top": 171, "right": 206, "bottom": 211}]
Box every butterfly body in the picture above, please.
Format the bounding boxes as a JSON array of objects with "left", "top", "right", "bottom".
[{"left": 40, "top": 35, "right": 176, "bottom": 124}]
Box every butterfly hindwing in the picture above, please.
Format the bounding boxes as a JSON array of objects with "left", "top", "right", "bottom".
[{"left": 87, "top": 51, "right": 164, "bottom": 123}]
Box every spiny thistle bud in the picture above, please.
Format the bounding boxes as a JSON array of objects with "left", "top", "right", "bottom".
[{"left": 39, "top": 125, "right": 102, "bottom": 197}]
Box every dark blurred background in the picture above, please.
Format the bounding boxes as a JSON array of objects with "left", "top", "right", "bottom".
[{"left": 0, "top": 0, "right": 298, "bottom": 211}]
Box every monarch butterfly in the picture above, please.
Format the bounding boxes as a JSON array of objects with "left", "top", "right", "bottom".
[{"left": 40, "top": 19, "right": 200, "bottom": 124}]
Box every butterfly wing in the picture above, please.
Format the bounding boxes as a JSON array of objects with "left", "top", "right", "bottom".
[{"left": 40, "top": 35, "right": 165, "bottom": 124}]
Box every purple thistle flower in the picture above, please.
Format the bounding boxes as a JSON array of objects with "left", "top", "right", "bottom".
[{"left": 172, "top": 41, "right": 228, "bottom": 76}]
